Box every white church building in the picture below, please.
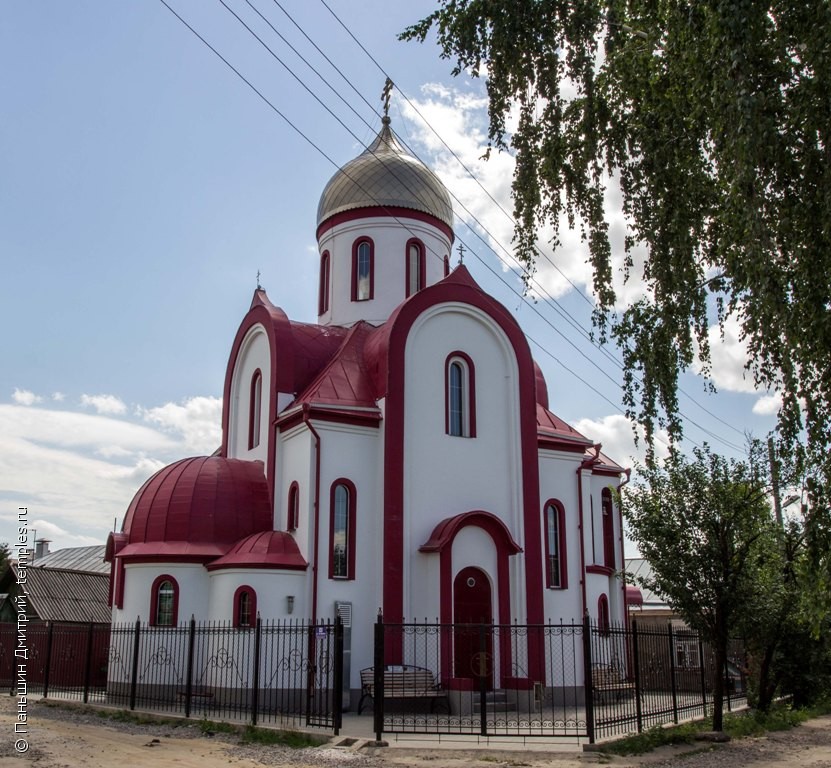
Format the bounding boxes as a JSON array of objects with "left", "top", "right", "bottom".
[{"left": 106, "top": 114, "right": 628, "bottom": 694}]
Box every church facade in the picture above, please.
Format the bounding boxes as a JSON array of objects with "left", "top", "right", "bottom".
[{"left": 106, "top": 115, "right": 627, "bottom": 694}]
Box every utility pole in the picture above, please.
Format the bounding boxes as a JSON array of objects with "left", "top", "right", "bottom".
[{"left": 768, "top": 436, "right": 783, "bottom": 528}]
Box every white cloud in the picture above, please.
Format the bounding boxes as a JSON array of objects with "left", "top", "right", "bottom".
[
  {"left": 52, "top": 392, "right": 65, "bottom": 402},
  {"left": 138, "top": 396, "right": 222, "bottom": 455},
  {"left": 573, "top": 413, "right": 671, "bottom": 469},
  {"left": 753, "top": 393, "right": 782, "bottom": 416},
  {"left": 0, "top": 395, "right": 217, "bottom": 551},
  {"left": 702, "top": 315, "right": 758, "bottom": 394},
  {"left": 81, "top": 393, "right": 127, "bottom": 415},
  {"left": 12, "top": 388, "right": 42, "bottom": 406}
]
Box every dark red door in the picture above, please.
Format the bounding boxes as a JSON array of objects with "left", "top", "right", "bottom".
[{"left": 453, "top": 566, "right": 493, "bottom": 687}]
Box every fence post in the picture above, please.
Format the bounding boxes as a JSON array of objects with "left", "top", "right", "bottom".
[
  {"left": 667, "top": 622, "right": 678, "bottom": 724},
  {"left": 251, "top": 617, "right": 262, "bottom": 726},
  {"left": 373, "top": 613, "right": 385, "bottom": 743},
  {"left": 333, "top": 615, "right": 344, "bottom": 735},
  {"left": 581, "top": 614, "right": 595, "bottom": 744},
  {"left": 478, "top": 623, "right": 487, "bottom": 737},
  {"left": 129, "top": 618, "right": 141, "bottom": 710},
  {"left": 183, "top": 616, "right": 196, "bottom": 718},
  {"left": 725, "top": 657, "right": 732, "bottom": 712},
  {"left": 698, "top": 633, "right": 708, "bottom": 718},
  {"left": 42, "top": 622, "right": 55, "bottom": 699},
  {"left": 632, "top": 620, "right": 643, "bottom": 734},
  {"left": 83, "top": 623, "right": 94, "bottom": 704}
]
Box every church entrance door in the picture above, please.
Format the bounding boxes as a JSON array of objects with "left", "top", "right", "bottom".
[{"left": 453, "top": 566, "right": 493, "bottom": 688}]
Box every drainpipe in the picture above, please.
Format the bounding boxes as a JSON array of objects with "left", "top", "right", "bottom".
[
  {"left": 302, "top": 404, "right": 322, "bottom": 625},
  {"left": 617, "top": 469, "right": 632, "bottom": 625},
  {"left": 576, "top": 443, "right": 601, "bottom": 618}
]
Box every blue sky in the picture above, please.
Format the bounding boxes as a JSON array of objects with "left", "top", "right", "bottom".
[{"left": 0, "top": 1, "right": 779, "bottom": 553}]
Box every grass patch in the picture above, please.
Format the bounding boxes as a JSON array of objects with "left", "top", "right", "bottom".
[
  {"left": 197, "top": 718, "right": 237, "bottom": 735},
  {"left": 600, "top": 721, "right": 700, "bottom": 755},
  {"left": 239, "top": 725, "right": 327, "bottom": 748}
]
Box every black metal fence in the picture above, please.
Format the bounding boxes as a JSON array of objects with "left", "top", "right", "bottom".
[
  {"left": 369, "top": 617, "right": 747, "bottom": 742},
  {"left": 0, "top": 618, "right": 343, "bottom": 733},
  {"left": 591, "top": 619, "right": 748, "bottom": 740}
]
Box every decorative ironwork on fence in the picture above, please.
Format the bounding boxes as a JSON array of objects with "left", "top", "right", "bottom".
[
  {"left": 0, "top": 616, "right": 745, "bottom": 742},
  {"left": 0, "top": 618, "right": 343, "bottom": 733}
]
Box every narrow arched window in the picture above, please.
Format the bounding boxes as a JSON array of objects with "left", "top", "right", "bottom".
[
  {"left": 443, "top": 254, "right": 450, "bottom": 277},
  {"left": 352, "top": 238, "right": 374, "bottom": 301},
  {"left": 598, "top": 593, "right": 610, "bottom": 634},
  {"left": 248, "top": 369, "right": 262, "bottom": 450},
  {"left": 234, "top": 586, "right": 257, "bottom": 628},
  {"left": 329, "top": 479, "right": 356, "bottom": 580},
  {"left": 318, "top": 251, "right": 330, "bottom": 314},
  {"left": 445, "top": 352, "right": 476, "bottom": 437},
  {"left": 544, "top": 500, "right": 567, "bottom": 588},
  {"left": 406, "top": 239, "right": 425, "bottom": 296},
  {"left": 150, "top": 575, "right": 179, "bottom": 626},
  {"left": 287, "top": 481, "right": 299, "bottom": 531},
  {"left": 602, "top": 488, "right": 616, "bottom": 569}
]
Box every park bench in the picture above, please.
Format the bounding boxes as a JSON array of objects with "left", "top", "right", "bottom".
[
  {"left": 592, "top": 663, "right": 635, "bottom": 703},
  {"left": 358, "top": 665, "right": 450, "bottom": 714},
  {"left": 177, "top": 687, "right": 214, "bottom": 709}
]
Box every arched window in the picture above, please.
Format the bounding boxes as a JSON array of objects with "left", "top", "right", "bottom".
[
  {"left": 445, "top": 352, "right": 476, "bottom": 437},
  {"left": 318, "top": 251, "right": 330, "bottom": 314},
  {"left": 150, "top": 575, "right": 179, "bottom": 627},
  {"left": 329, "top": 479, "right": 357, "bottom": 580},
  {"left": 443, "top": 254, "right": 450, "bottom": 277},
  {"left": 544, "top": 500, "right": 568, "bottom": 588},
  {"left": 602, "top": 488, "right": 616, "bottom": 569},
  {"left": 352, "top": 238, "right": 374, "bottom": 301},
  {"left": 598, "top": 593, "right": 610, "bottom": 634},
  {"left": 287, "top": 481, "right": 299, "bottom": 531},
  {"left": 405, "top": 238, "right": 425, "bottom": 296},
  {"left": 248, "top": 369, "right": 262, "bottom": 450},
  {"left": 234, "top": 586, "right": 257, "bottom": 628}
]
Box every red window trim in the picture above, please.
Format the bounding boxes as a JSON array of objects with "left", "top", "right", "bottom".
[
  {"left": 602, "top": 487, "right": 616, "bottom": 569},
  {"left": 405, "top": 238, "right": 426, "bottom": 297},
  {"left": 351, "top": 237, "right": 374, "bottom": 301},
  {"left": 287, "top": 481, "right": 299, "bottom": 531},
  {"left": 233, "top": 585, "right": 257, "bottom": 628},
  {"left": 598, "top": 593, "right": 610, "bottom": 633},
  {"left": 248, "top": 369, "right": 262, "bottom": 450},
  {"left": 149, "top": 574, "right": 179, "bottom": 627},
  {"left": 543, "top": 499, "right": 568, "bottom": 589},
  {"left": 444, "top": 351, "right": 477, "bottom": 437},
  {"left": 443, "top": 254, "right": 450, "bottom": 277},
  {"left": 318, "top": 251, "right": 330, "bottom": 315},
  {"left": 328, "top": 478, "right": 357, "bottom": 580}
]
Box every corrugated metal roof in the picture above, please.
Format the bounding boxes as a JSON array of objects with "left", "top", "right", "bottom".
[
  {"left": 13, "top": 564, "right": 110, "bottom": 623},
  {"left": 33, "top": 545, "right": 109, "bottom": 574},
  {"left": 624, "top": 558, "right": 668, "bottom": 610}
]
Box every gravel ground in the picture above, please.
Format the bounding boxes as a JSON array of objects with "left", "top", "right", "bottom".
[{"left": 4, "top": 697, "right": 830, "bottom": 768}]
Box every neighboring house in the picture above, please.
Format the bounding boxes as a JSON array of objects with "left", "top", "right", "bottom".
[
  {"left": 106, "top": 113, "right": 629, "bottom": 698},
  {"left": 0, "top": 545, "right": 110, "bottom": 624},
  {"left": 625, "top": 557, "right": 674, "bottom": 623}
]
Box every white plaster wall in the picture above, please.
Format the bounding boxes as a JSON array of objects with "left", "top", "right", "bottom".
[
  {"left": 312, "top": 420, "right": 382, "bottom": 688},
  {"left": 538, "top": 450, "right": 585, "bottom": 622},
  {"left": 116, "top": 563, "right": 209, "bottom": 625},
  {"left": 275, "top": 425, "right": 314, "bottom": 559},
  {"left": 403, "top": 304, "right": 524, "bottom": 623},
  {"left": 317, "top": 216, "right": 452, "bottom": 327},
  {"left": 228, "top": 324, "right": 271, "bottom": 461},
  {"left": 207, "top": 569, "right": 309, "bottom": 621}
]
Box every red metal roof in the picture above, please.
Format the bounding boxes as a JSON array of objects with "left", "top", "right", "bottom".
[
  {"left": 293, "top": 322, "right": 379, "bottom": 409},
  {"left": 206, "top": 531, "right": 308, "bottom": 571},
  {"left": 119, "top": 457, "right": 272, "bottom": 561},
  {"left": 536, "top": 404, "right": 594, "bottom": 450}
]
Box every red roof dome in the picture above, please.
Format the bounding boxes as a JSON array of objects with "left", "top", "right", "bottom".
[
  {"left": 207, "top": 530, "right": 308, "bottom": 571},
  {"left": 118, "top": 457, "right": 272, "bottom": 562}
]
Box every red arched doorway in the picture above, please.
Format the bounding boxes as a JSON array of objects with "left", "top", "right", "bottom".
[{"left": 453, "top": 566, "right": 493, "bottom": 687}]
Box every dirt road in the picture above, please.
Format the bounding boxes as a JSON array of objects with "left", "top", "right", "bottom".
[{"left": 2, "top": 697, "right": 830, "bottom": 768}]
